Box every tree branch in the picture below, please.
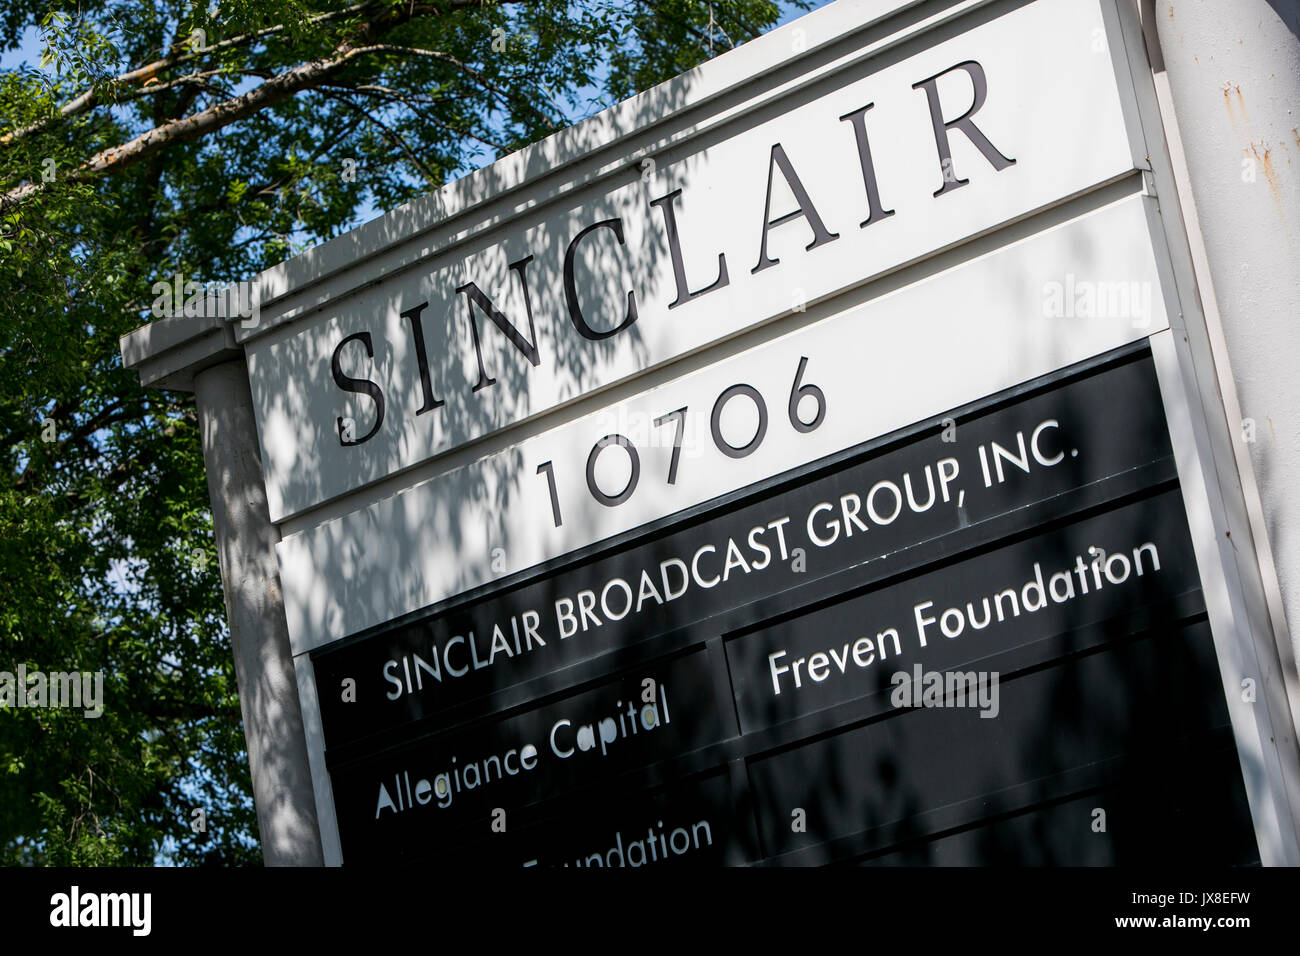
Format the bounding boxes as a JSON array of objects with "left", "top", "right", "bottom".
[
  {"left": 0, "top": 1, "right": 381, "bottom": 148},
  {"left": 343, "top": 82, "right": 509, "bottom": 153},
  {"left": 2, "top": 0, "right": 535, "bottom": 206},
  {"left": 320, "top": 87, "right": 439, "bottom": 184}
]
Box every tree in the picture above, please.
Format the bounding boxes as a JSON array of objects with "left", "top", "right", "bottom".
[{"left": 0, "top": 0, "right": 806, "bottom": 864}]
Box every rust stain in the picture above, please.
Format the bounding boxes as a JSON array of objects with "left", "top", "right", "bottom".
[
  {"left": 1292, "top": 127, "right": 1299, "bottom": 153},
  {"left": 1252, "top": 143, "right": 1275, "bottom": 184},
  {"left": 1247, "top": 141, "right": 1287, "bottom": 225},
  {"left": 1223, "top": 83, "right": 1249, "bottom": 130}
]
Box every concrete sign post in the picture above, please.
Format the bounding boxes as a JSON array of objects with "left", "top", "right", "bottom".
[
  {"left": 119, "top": 318, "right": 325, "bottom": 866},
  {"left": 122, "top": 0, "right": 1300, "bottom": 867}
]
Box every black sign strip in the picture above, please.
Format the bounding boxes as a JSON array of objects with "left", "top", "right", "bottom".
[
  {"left": 323, "top": 638, "right": 711, "bottom": 770},
  {"left": 334, "top": 482, "right": 1213, "bottom": 856},
  {"left": 724, "top": 600, "right": 1209, "bottom": 760}
]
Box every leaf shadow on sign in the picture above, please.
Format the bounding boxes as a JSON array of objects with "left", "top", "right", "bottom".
[{"left": 263, "top": 85, "right": 701, "bottom": 646}]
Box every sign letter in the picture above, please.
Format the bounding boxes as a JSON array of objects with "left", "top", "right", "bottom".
[
  {"left": 564, "top": 219, "right": 640, "bottom": 340},
  {"left": 752, "top": 144, "right": 839, "bottom": 274},
  {"left": 649, "top": 188, "right": 730, "bottom": 308},
  {"left": 912, "top": 60, "right": 1015, "bottom": 197},
  {"left": 456, "top": 255, "right": 542, "bottom": 393},
  {"left": 331, "top": 331, "right": 385, "bottom": 446}
]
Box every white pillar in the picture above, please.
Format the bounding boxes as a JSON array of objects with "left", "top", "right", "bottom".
[
  {"left": 1149, "top": 0, "right": 1300, "bottom": 665},
  {"left": 192, "top": 360, "right": 324, "bottom": 866}
]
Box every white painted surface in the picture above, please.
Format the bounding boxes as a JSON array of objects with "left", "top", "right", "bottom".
[
  {"left": 245, "top": 0, "right": 1142, "bottom": 523},
  {"left": 277, "top": 192, "right": 1171, "bottom": 652},
  {"left": 1151, "top": 0, "right": 1300, "bottom": 669}
]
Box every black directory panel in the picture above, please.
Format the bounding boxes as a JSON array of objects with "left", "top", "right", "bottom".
[{"left": 315, "top": 345, "right": 1260, "bottom": 866}]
